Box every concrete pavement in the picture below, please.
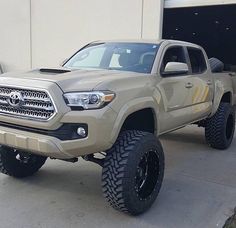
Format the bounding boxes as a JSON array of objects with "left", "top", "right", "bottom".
[{"left": 0, "top": 125, "right": 236, "bottom": 228}]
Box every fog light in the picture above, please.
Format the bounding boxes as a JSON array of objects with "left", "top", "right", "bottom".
[{"left": 77, "top": 127, "right": 86, "bottom": 137}]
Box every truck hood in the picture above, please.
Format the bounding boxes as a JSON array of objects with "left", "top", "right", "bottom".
[{"left": 1, "top": 68, "right": 143, "bottom": 92}]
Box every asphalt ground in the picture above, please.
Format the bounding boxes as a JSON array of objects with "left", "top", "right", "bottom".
[{"left": 0, "top": 125, "right": 235, "bottom": 228}]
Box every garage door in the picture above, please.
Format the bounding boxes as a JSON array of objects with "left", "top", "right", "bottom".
[
  {"left": 165, "top": 0, "right": 236, "bottom": 8},
  {"left": 163, "top": 3, "right": 236, "bottom": 72}
]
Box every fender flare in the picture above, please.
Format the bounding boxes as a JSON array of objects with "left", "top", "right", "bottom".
[
  {"left": 109, "top": 97, "right": 159, "bottom": 144},
  {"left": 211, "top": 85, "right": 233, "bottom": 117}
]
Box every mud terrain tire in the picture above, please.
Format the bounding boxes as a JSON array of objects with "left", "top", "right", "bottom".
[
  {"left": 102, "top": 130, "right": 164, "bottom": 215},
  {"left": 205, "top": 103, "right": 235, "bottom": 149},
  {"left": 0, "top": 146, "right": 47, "bottom": 178}
]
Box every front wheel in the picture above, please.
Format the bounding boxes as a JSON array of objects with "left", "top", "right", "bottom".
[
  {"left": 205, "top": 103, "right": 235, "bottom": 149},
  {"left": 0, "top": 146, "right": 47, "bottom": 178},
  {"left": 102, "top": 130, "right": 165, "bottom": 215}
]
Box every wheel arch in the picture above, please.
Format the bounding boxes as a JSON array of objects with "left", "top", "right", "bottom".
[
  {"left": 211, "top": 89, "right": 233, "bottom": 117},
  {"left": 109, "top": 98, "right": 159, "bottom": 145},
  {"left": 220, "top": 91, "right": 232, "bottom": 104}
]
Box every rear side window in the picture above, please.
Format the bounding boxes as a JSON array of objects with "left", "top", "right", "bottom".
[{"left": 187, "top": 48, "right": 207, "bottom": 74}]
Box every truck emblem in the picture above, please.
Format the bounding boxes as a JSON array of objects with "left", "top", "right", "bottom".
[{"left": 7, "top": 91, "right": 24, "bottom": 107}]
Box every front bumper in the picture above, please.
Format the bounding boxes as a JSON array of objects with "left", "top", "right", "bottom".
[
  {"left": 0, "top": 122, "right": 88, "bottom": 140},
  {"left": 0, "top": 107, "right": 117, "bottom": 159}
]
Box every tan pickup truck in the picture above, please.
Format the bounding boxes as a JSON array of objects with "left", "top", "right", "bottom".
[{"left": 0, "top": 40, "right": 235, "bottom": 215}]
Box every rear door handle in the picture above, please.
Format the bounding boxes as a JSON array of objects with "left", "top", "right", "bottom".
[{"left": 185, "top": 82, "right": 193, "bottom": 89}]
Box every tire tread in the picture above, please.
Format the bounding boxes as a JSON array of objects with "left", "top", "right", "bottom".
[
  {"left": 205, "top": 103, "right": 235, "bottom": 149},
  {"left": 102, "top": 130, "right": 164, "bottom": 214}
]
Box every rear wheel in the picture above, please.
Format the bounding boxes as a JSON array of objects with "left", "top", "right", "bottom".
[
  {"left": 102, "top": 130, "right": 164, "bottom": 215},
  {"left": 0, "top": 146, "right": 47, "bottom": 178},
  {"left": 205, "top": 103, "right": 235, "bottom": 149}
]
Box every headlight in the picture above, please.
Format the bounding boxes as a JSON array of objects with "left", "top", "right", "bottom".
[{"left": 63, "top": 91, "right": 115, "bottom": 110}]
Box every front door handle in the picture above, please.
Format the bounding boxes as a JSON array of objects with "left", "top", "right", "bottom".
[
  {"left": 207, "top": 80, "right": 212, "bottom": 85},
  {"left": 185, "top": 82, "right": 193, "bottom": 89}
]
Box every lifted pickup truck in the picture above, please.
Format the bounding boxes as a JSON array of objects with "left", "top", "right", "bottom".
[{"left": 0, "top": 40, "right": 235, "bottom": 215}]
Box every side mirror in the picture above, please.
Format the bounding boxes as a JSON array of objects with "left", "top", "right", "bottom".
[{"left": 163, "top": 62, "right": 189, "bottom": 76}]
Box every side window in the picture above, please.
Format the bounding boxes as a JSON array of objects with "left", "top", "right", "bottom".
[
  {"left": 161, "top": 46, "right": 187, "bottom": 75},
  {"left": 187, "top": 48, "right": 207, "bottom": 74}
]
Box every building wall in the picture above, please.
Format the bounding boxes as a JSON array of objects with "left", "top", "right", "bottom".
[
  {"left": 0, "top": 0, "right": 164, "bottom": 72},
  {"left": 142, "top": 0, "right": 164, "bottom": 39},
  {"left": 0, "top": 0, "right": 31, "bottom": 72}
]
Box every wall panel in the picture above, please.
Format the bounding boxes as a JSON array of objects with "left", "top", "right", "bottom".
[
  {"left": 31, "top": 0, "right": 143, "bottom": 68},
  {"left": 0, "top": 0, "right": 30, "bottom": 72}
]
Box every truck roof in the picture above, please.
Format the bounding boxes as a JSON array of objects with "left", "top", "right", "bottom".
[
  {"left": 93, "top": 39, "right": 162, "bottom": 44},
  {"left": 92, "top": 39, "right": 201, "bottom": 48}
]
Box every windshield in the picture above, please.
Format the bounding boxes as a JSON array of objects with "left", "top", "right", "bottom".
[{"left": 64, "top": 42, "right": 159, "bottom": 73}]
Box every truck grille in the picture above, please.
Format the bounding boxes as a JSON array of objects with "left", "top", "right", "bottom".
[{"left": 0, "top": 87, "right": 56, "bottom": 121}]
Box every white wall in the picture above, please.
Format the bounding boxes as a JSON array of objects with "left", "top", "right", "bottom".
[
  {"left": 0, "top": 0, "right": 31, "bottom": 72},
  {"left": 142, "top": 0, "right": 164, "bottom": 39},
  {"left": 0, "top": 0, "right": 164, "bottom": 72},
  {"left": 31, "top": 0, "right": 143, "bottom": 68}
]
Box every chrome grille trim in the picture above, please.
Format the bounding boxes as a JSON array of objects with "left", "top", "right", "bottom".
[{"left": 0, "top": 86, "right": 56, "bottom": 121}]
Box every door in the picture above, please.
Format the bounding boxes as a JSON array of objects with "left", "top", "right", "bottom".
[
  {"left": 157, "top": 45, "right": 194, "bottom": 133},
  {"left": 187, "top": 47, "right": 214, "bottom": 120}
]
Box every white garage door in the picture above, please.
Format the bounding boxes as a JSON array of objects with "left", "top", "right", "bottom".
[{"left": 165, "top": 0, "right": 236, "bottom": 8}]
